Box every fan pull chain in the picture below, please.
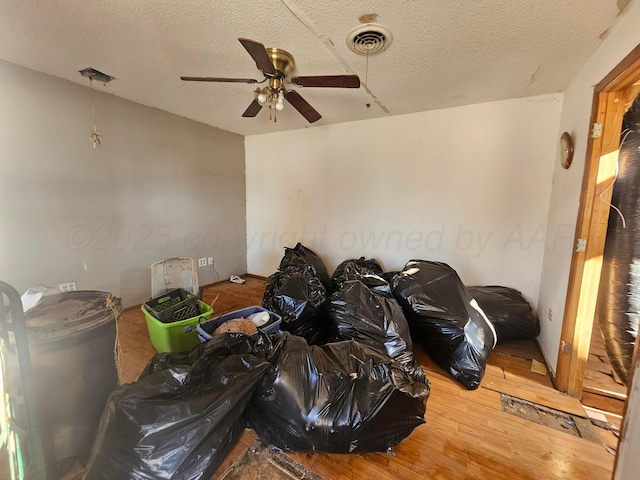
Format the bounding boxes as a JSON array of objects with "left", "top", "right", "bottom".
[
  {"left": 365, "top": 48, "right": 369, "bottom": 86},
  {"left": 88, "top": 79, "right": 103, "bottom": 149},
  {"left": 267, "top": 105, "right": 277, "bottom": 123}
]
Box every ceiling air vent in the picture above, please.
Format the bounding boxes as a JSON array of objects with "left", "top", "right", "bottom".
[{"left": 346, "top": 23, "right": 393, "bottom": 55}]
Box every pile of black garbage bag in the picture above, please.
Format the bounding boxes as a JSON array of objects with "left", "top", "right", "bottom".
[
  {"left": 331, "top": 256, "right": 392, "bottom": 296},
  {"left": 247, "top": 332, "right": 429, "bottom": 453},
  {"left": 391, "top": 260, "right": 540, "bottom": 389},
  {"left": 263, "top": 247, "right": 539, "bottom": 391},
  {"left": 84, "top": 331, "right": 429, "bottom": 478},
  {"left": 84, "top": 335, "right": 271, "bottom": 480},
  {"left": 467, "top": 285, "right": 540, "bottom": 343},
  {"left": 327, "top": 276, "right": 425, "bottom": 380},
  {"left": 263, "top": 243, "right": 331, "bottom": 345},
  {"left": 392, "top": 260, "right": 497, "bottom": 390},
  {"left": 85, "top": 244, "right": 541, "bottom": 478}
]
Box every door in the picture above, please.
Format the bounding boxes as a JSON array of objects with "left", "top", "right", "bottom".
[{"left": 556, "top": 44, "right": 640, "bottom": 397}]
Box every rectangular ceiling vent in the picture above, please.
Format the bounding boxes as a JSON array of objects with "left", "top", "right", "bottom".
[{"left": 79, "top": 67, "right": 115, "bottom": 84}]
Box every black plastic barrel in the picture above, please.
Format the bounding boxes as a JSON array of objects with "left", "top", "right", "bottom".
[{"left": 21, "top": 291, "right": 122, "bottom": 475}]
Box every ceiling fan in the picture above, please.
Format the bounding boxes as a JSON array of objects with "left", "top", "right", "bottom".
[{"left": 181, "top": 38, "right": 360, "bottom": 123}]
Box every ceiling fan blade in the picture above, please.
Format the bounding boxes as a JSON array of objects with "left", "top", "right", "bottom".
[
  {"left": 285, "top": 90, "right": 321, "bottom": 123},
  {"left": 238, "top": 38, "right": 276, "bottom": 76},
  {"left": 291, "top": 75, "right": 360, "bottom": 88},
  {"left": 181, "top": 76, "right": 259, "bottom": 84},
  {"left": 242, "top": 99, "right": 263, "bottom": 118}
]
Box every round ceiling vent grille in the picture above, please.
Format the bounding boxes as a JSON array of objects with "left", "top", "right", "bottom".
[{"left": 346, "top": 23, "right": 393, "bottom": 55}]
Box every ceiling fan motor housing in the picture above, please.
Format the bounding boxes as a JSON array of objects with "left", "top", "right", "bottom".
[{"left": 265, "top": 48, "right": 295, "bottom": 76}]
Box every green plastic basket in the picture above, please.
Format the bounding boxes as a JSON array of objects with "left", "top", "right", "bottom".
[
  {"left": 144, "top": 288, "right": 199, "bottom": 323},
  {"left": 142, "top": 300, "right": 213, "bottom": 352}
]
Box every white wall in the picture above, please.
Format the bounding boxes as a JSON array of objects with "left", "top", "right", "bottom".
[
  {"left": 537, "top": 1, "right": 640, "bottom": 374},
  {"left": 0, "top": 60, "right": 247, "bottom": 307},
  {"left": 246, "top": 94, "right": 562, "bottom": 307}
]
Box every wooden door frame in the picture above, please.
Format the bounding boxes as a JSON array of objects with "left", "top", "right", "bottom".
[{"left": 556, "top": 43, "right": 640, "bottom": 397}]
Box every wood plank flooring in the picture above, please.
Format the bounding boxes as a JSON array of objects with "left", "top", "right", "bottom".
[
  {"left": 1, "top": 278, "right": 615, "bottom": 479},
  {"left": 116, "top": 278, "right": 615, "bottom": 480},
  {"left": 582, "top": 321, "right": 627, "bottom": 422},
  {"left": 584, "top": 325, "right": 627, "bottom": 396}
]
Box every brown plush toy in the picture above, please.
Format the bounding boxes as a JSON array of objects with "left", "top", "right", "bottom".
[{"left": 212, "top": 318, "right": 258, "bottom": 336}]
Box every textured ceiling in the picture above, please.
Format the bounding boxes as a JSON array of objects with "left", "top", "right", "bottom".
[{"left": 0, "top": 0, "right": 629, "bottom": 136}]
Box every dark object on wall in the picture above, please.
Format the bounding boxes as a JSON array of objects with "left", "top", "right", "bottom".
[
  {"left": 560, "top": 131, "right": 575, "bottom": 169},
  {"left": 279, "top": 242, "right": 331, "bottom": 289},
  {"left": 467, "top": 286, "right": 540, "bottom": 343},
  {"left": 331, "top": 257, "right": 391, "bottom": 296},
  {"left": 392, "top": 260, "right": 497, "bottom": 390},
  {"left": 247, "top": 332, "right": 429, "bottom": 453},
  {"left": 84, "top": 335, "right": 270, "bottom": 480},
  {"left": 327, "top": 280, "right": 424, "bottom": 379},
  {"left": 9, "top": 291, "right": 121, "bottom": 475},
  {"left": 262, "top": 264, "right": 330, "bottom": 345},
  {"left": 595, "top": 94, "right": 640, "bottom": 385}
]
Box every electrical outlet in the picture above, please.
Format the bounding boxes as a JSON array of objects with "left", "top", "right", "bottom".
[
  {"left": 59, "top": 282, "right": 77, "bottom": 292},
  {"left": 208, "top": 257, "right": 214, "bottom": 265},
  {"left": 198, "top": 258, "right": 207, "bottom": 267}
]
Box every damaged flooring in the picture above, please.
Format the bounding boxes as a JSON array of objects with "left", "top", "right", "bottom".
[
  {"left": 217, "top": 439, "right": 324, "bottom": 480},
  {"left": 0, "top": 277, "right": 617, "bottom": 479},
  {"left": 115, "top": 277, "right": 617, "bottom": 480},
  {"left": 582, "top": 322, "right": 627, "bottom": 422}
]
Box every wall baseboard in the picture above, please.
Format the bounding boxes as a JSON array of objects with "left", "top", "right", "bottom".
[
  {"left": 243, "top": 273, "right": 268, "bottom": 281},
  {"left": 536, "top": 338, "right": 559, "bottom": 391}
]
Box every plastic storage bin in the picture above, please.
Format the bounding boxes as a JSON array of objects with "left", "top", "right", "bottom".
[
  {"left": 151, "top": 257, "right": 200, "bottom": 298},
  {"left": 143, "top": 300, "right": 213, "bottom": 352},
  {"left": 197, "top": 306, "right": 282, "bottom": 342},
  {"left": 144, "top": 288, "right": 199, "bottom": 324}
]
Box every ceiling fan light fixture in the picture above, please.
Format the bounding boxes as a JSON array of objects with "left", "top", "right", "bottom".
[
  {"left": 183, "top": 38, "right": 353, "bottom": 124},
  {"left": 346, "top": 23, "right": 393, "bottom": 55},
  {"left": 275, "top": 92, "right": 285, "bottom": 111}
]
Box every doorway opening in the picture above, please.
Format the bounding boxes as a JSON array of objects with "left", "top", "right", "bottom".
[{"left": 555, "top": 43, "right": 640, "bottom": 453}]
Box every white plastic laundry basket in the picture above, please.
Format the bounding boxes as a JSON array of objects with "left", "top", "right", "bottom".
[{"left": 151, "top": 257, "right": 200, "bottom": 299}]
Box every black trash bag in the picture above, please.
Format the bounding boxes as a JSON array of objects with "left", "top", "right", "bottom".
[
  {"left": 382, "top": 271, "right": 400, "bottom": 284},
  {"left": 83, "top": 335, "right": 270, "bottom": 480},
  {"left": 331, "top": 257, "right": 391, "bottom": 296},
  {"left": 467, "top": 286, "right": 540, "bottom": 343},
  {"left": 595, "top": 93, "right": 640, "bottom": 385},
  {"left": 392, "top": 260, "right": 497, "bottom": 390},
  {"left": 246, "top": 332, "right": 429, "bottom": 453},
  {"left": 262, "top": 264, "right": 330, "bottom": 345},
  {"left": 279, "top": 242, "right": 331, "bottom": 289},
  {"left": 327, "top": 280, "right": 424, "bottom": 380}
]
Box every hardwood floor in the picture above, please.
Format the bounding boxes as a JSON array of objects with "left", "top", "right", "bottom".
[
  {"left": 117, "top": 278, "right": 615, "bottom": 480},
  {"left": 1, "top": 278, "right": 617, "bottom": 479},
  {"left": 583, "top": 323, "right": 627, "bottom": 398},
  {"left": 582, "top": 322, "right": 627, "bottom": 418}
]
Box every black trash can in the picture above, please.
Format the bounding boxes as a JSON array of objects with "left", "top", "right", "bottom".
[{"left": 20, "top": 291, "right": 121, "bottom": 476}]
